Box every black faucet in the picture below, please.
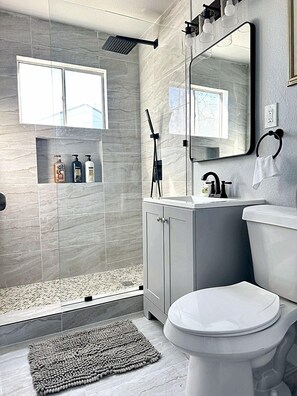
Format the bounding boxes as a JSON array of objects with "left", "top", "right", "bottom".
[{"left": 201, "top": 172, "right": 221, "bottom": 197}]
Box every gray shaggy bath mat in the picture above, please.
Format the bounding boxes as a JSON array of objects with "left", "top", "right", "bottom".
[{"left": 28, "top": 319, "right": 161, "bottom": 395}]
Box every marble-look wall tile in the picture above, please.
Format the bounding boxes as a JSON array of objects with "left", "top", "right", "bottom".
[
  {"left": 0, "top": 251, "right": 42, "bottom": 288},
  {"left": 105, "top": 210, "right": 142, "bottom": 229},
  {"left": 0, "top": 184, "right": 39, "bottom": 221},
  {"left": 0, "top": 314, "right": 61, "bottom": 345},
  {"left": 102, "top": 135, "right": 141, "bottom": 155},
  {"left": 105, "top": 222, "right": 142, "bottom": 243},
  {"left": 103, "top": 161, "right": 141, "bottom": 183},
  {"left": 49, "top": 21, "right": 99, "bottom": 54},
  {"left": 0, "top": 217, "right": 41, "bottom": 255},
  {"left": 139, "top": 0, "right": 189, "bottom": 198},
  {"left": 59, "top": 243, "right": 106, "bottom": 278},
  {"left": 0, "top": 148, "right": 37, "bottom": 185},
  {"left": 48, "top": 48, "right": 100, "bottom": 69},
  {"left": 0, "top": 11, "right": 31, "bottom": 44},
  {"left": 0, "top": 125, "right": 36, "bottom": 150},
  {"left": 0, "top": 39, "right": 32, "bottom": 77},
  {"left": 104, "top": 182, "right": 142, "bottom": 213},
  {"left": 30, "top": 17, "right": 51, "bottom": 48},
  {"left": 61, "top": 294, "right": 143, "bottom": 330},
  {"left": 106, "top": 238, "right": 142, "bottom": 266},
  {"left": 0, "top": 76, "right": 18, "bottom": 112},
  {"left": 41, "top": 249, "right": 60, "bottom": 282},
  {"left": 57, "top": 183, "right": 104, "bottom": 215},
  {"left": 58, "top": 213, "right": 105, "bottom": 248}
]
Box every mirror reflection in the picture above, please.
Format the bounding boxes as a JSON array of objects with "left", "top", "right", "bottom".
[{"left": 190, "top": 22, "right": 255, "bottom": 161}]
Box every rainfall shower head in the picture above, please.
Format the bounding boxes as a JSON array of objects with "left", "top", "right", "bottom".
[{"left": 102, "top": 35, "right": 158, "bottom": 55}]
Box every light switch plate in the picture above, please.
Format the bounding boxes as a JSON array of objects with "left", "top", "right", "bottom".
[{"left": 265, "top": 103, "right": 278, "bottom": 128}]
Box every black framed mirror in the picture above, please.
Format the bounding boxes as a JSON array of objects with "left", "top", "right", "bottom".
[{"left": 190, "top": 22, "right": 255, "bottom": 162}]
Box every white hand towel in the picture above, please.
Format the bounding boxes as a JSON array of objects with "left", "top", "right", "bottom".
[{"left": 252, "top": 155, "right": 280, "bottom": 190}]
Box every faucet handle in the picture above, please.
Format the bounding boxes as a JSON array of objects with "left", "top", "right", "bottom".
[{"left": 220, "top": 181, "right": 232, "bottom": 198}]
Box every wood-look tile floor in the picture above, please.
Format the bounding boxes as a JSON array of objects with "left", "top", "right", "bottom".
[{"left": 0, "top": 314, "right": 188, "bottom": 396}]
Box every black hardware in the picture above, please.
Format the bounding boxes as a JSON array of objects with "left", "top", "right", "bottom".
[
  {"left": 154, "top": 160, "right": 162, "bottom": 182},
  {"left": 183, "top": 139, "right": 188, "bottom": 147},
  {"left": 201, "top": 171, "right": 221, "bottom": 196},
  {"left": 189, "top": 0, "right": 243, "bottom": 36},
  {"left": 84, "top": 296, "right": 93, "bottom": 302},
  {"left": 220, "top": 181, "right": 232, "bottom": 198},
  {"left": 0, "top": 193, "right": 6, "bottom": 211},
  {"left": 139, "top": 285, "right": 144, "bottom": 291},
  {"left": 102, "top": 35, "right": 158, "bottom": 55},
  {"left": 145, "top": 109, "right": 162, "bottom": 198},
  {"left": 256, "top": 129, "right": 284, "bottom": 159}
]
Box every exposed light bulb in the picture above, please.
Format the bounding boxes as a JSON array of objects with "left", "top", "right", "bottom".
[
  {"left": 224, "top": 0, "right": 235, "bottom": 17},
  {"left": 203, "top": 18, "right": 213, "bottom": 34},
  {"left": 185, "top": 33, "right": 194, "bottom": 48}
]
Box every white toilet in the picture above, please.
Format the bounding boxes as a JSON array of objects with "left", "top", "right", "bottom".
[{"left": 164, "top": 205, "right": 297, "bottom": 396}]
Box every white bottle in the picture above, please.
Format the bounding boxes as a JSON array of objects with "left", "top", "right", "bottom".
[{"left": 85, "top": 155, "right": 95, "bottom": 183}]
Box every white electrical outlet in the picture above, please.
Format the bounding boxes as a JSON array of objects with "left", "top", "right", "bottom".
[{"left": 265, "top": 103, "right": 278, "bottom": 128}]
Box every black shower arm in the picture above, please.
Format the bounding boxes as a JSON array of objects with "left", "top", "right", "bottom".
[{"left": 116, "top": 36, "right": 158, "bottom": 49}]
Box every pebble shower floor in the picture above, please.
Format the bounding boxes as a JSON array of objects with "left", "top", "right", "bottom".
[{"left": 0, "top": 264, "right": 143, "bottom": 315}]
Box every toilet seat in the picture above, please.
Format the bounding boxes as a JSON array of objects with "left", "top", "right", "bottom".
[{"left": 168, "top": 282, "right": 281, "bottom": 337}]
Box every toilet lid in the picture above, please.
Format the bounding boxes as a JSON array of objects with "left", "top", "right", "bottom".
[{"left": 168, "top": 282, "right": 280, "bottom": 336}]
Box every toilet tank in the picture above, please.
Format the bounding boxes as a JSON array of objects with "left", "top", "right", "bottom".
[{"left": 243, "top": 205, "right": 297, "bottom": 302}]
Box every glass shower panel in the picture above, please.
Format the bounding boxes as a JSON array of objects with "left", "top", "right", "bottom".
[{"left": 48, "top": 0, "right": 145, "bottom": 305}]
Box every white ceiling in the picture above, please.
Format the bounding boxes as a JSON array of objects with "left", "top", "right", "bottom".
[{"left": 0, "top": 0, "right": 173, "bottom": 36}]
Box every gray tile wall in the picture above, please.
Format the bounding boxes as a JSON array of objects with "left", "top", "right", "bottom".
[
  {"left": 139, "top": 0, "right": 192, "bottom": 198},
  {"left": 0, "top": 9, "right": 142, "bottom": 291}
]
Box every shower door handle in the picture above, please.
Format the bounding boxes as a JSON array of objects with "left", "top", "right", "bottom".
[{"left": 0, "top": 193, "right": 6, "bottom": 211}]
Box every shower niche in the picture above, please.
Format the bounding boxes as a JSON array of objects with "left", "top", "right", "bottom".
[{"left": 36, "top": 137, "right": 103, "bottom": 184}]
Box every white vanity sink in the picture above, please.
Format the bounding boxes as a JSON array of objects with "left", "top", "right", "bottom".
[{"left": 144, "top": 196, "right": 265, "bottom": 209}]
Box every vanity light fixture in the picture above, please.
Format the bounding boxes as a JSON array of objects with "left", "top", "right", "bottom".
[
  {"left": 183, "top": 0, "right": 242, "bottom": 45},
  {"left": 183, "top": 21, "right": 199, "bottom": 48},
  {"left": 199, "top": 5, "right": 217, "bottom": 43},
  {"left": 220, "top": 0, "right": 239, "bottom": 28}
]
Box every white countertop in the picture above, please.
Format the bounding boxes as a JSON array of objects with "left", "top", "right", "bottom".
[{"left": 144, "top": 196, "right": 266, "bottom": 209}]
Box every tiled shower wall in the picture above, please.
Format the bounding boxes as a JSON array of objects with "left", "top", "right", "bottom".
[
  {"left": 0, "top": 10, "right": 142, "bottom": 289},
  {"left": 139, "top": 0, "right": 192, "bottom": 198}
]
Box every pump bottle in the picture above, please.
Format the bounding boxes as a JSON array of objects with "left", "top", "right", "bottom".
[
  {"left": 54, "top": 155, "right": 66, "bottom": 183},
  {"left": 85, "top": 155, "right": 95, "bottom": 183},
  {"left": 72, "top": 154, "right": 82, "bottom": 183}
]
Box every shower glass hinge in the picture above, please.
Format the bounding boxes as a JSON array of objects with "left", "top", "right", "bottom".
[
  {"left": 84, "top": 296, "right": 93, "bottom": 302},
  {"left": 139, "top": 285, "right": 144, "bottom": 290},
  {"left": 183, "top": 139, "right": 188, "bottom": 147}
]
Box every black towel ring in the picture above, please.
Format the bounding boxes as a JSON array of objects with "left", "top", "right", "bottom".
[{"left": 256, "top": 128, "right": 284, "bottom": 159}]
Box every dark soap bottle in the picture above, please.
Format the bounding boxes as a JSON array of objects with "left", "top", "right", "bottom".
[{"left": 72, "top": 155, "right": 82, "bottom": 183}]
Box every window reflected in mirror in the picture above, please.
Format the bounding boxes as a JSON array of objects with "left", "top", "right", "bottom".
[{"left": 190, "top": 22, "right": 255, "bottom": 161}]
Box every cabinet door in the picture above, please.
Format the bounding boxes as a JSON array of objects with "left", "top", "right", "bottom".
[
  {"left": 164, "top": 206, "right": 194, "bottom": 314},
  {"left": 143, "top": 203, "right": 165, "bottom": 312}
]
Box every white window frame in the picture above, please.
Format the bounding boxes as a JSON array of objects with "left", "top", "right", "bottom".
[
  {"left": 191, "top": 84, "right": 228, "bottom": 139},
  {"left": 17, "top": 56, "right": 108, "bottom": 129}
]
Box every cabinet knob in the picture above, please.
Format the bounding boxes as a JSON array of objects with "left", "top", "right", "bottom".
[
  {"left": 162, "top": 218, "right": 168, "bottom": 223},
  {"left": 156, "top": 216, "right": 162, "bottom": 222}
]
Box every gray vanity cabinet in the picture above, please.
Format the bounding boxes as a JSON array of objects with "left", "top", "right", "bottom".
[
  {"left": 143, "top": 202, "right": 194, "bottom": 324},
  {"left": 143, "top": 201, "right": 255, "bottom": 324}
]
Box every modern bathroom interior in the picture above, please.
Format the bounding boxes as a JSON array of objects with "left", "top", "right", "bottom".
[{"left": 1, "top": 0, "right": 297, "bottom": 395}]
